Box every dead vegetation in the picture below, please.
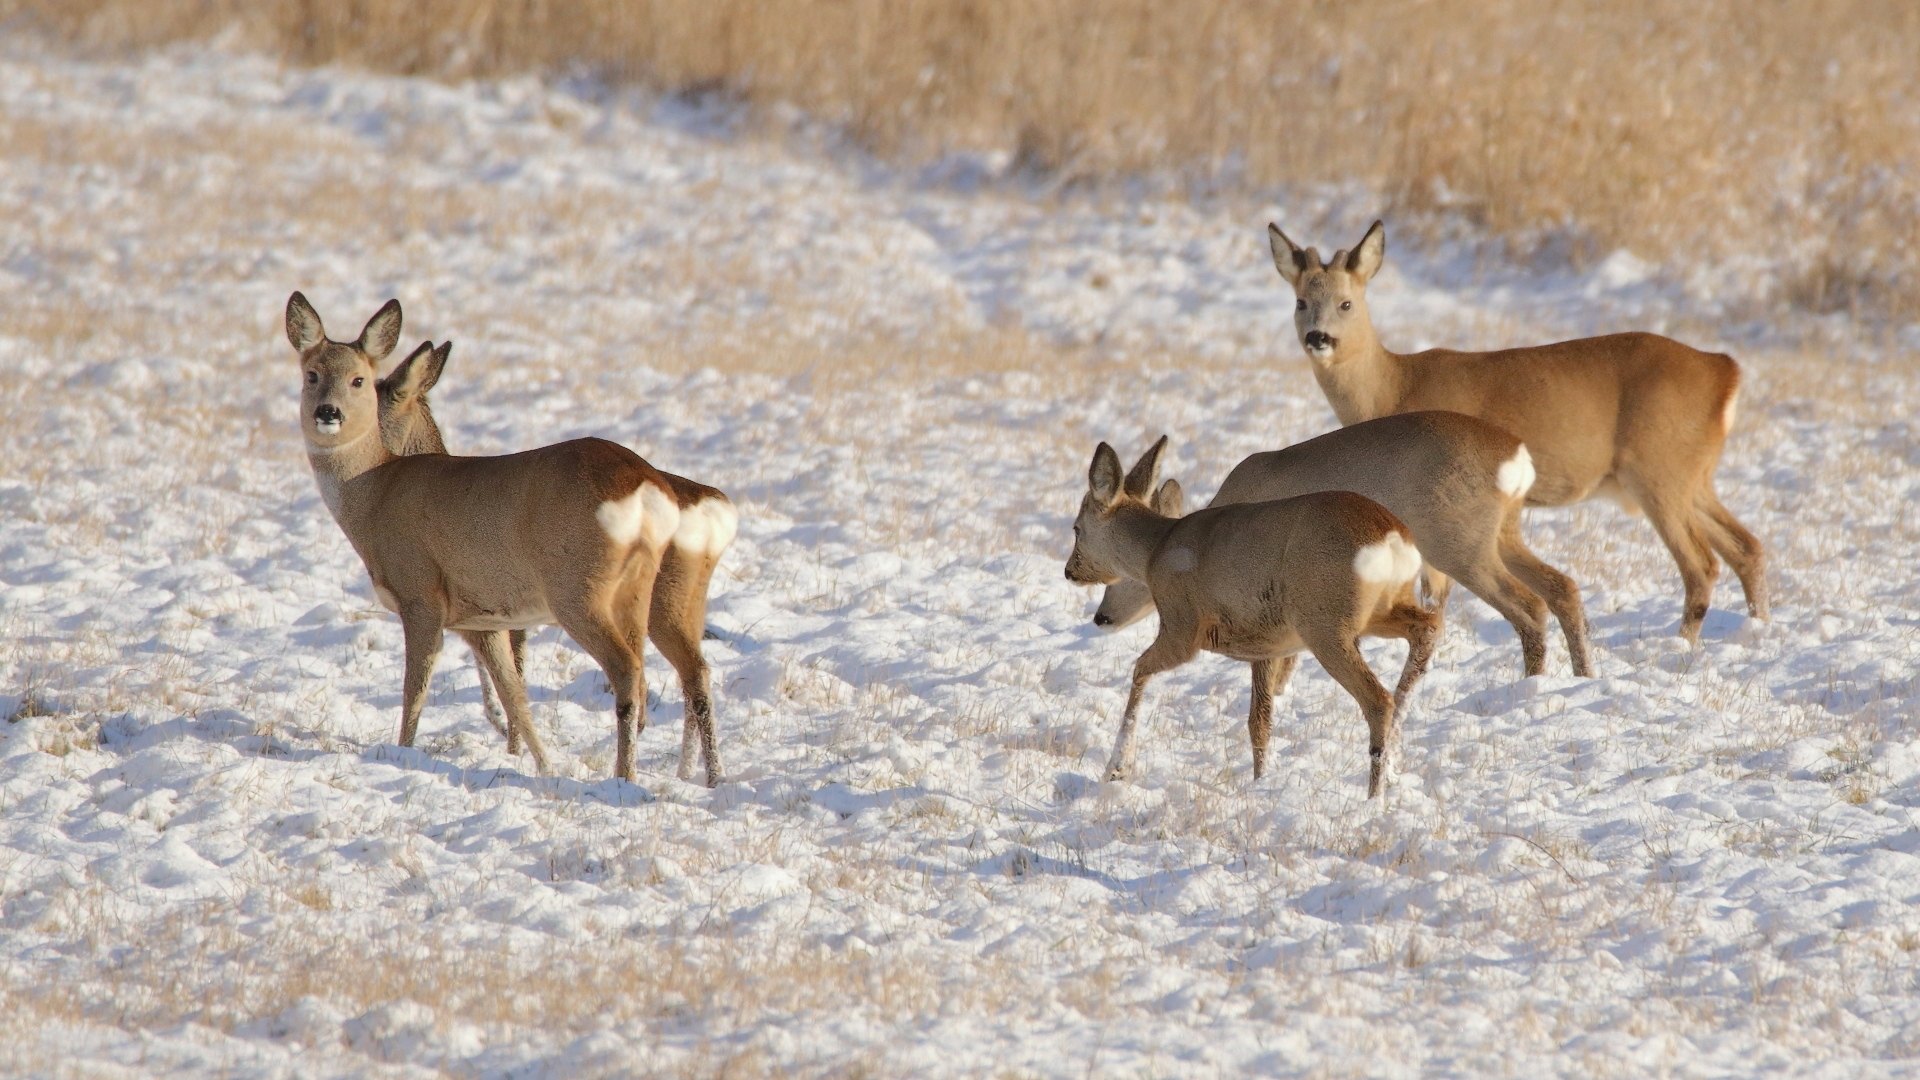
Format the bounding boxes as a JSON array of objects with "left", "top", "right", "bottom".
[{"left": 10, "top": 0, "right": 1920, "bottom": 317}]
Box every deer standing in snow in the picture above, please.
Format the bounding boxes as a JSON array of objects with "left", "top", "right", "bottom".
[
  {"left": 1269, "top": 220, "right": 1766, "bottom": 642},
  {"left": 1095, "top": 411, "right": 1592, "bottom": 678},
  {"left": 287, "top": 293, "right": 730, "bottom": 784},
  {"left": 1066, "top": 438, "right": 1439, "bottom": 796},
  {"left": 374, "top": 338, "right": 735, "bottom": 785}
]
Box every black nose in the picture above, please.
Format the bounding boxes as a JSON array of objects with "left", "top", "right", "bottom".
[
  {"left": 1093, "top": 612, "right": 1112, "bottom": 626},
  {"left": 1304, "top": 330, "right": 1334, "bottom": 350},
  {"left": 314, "top": 404, "right": 344, "bottom": 425}
]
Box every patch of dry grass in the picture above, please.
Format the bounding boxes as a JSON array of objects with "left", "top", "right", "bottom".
[{"left": 11, "top": 0, "right": 1920, "bottom": 316}]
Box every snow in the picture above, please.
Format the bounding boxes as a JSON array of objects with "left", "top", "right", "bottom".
[{"left": 5, "top": 36, "right": 1920, "bottom": 1079}]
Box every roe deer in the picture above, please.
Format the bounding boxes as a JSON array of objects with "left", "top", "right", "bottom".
[
  {"left": 1269, "top": 220, "right": 1767, "bottom": 642},
  {"left": 375, "top": 339, "right": 736, "bottom": 785},
  {"left": 1066, "top": 438, "right": 1440, "bottom": 796},
  {"left": 1094, "top": 412, "right": 1592, "bottom": 678},
  {"left": 288, "top": 293, "right": 708, "bottom": 784}
]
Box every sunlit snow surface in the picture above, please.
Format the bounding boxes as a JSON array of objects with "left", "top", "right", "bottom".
[{"left": 4, "top": 41, "right": 1920, "bottom": 1078}]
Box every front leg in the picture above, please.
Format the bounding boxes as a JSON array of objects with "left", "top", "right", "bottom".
[
  {"left": 461, "top": 629, "right": 551, "bottom": 775},
  {"left": 397, "top": 605, "right": 446, "bottom": 748},
  {"left": 1105, "top": 627, "right": 1198, "bottom": 782},
  {"left": 1245, "top": 655, "right": 1298, "bottom": 780}
]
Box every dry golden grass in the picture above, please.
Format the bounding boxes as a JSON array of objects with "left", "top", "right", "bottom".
[{"left": 12, "top": 0, "right": 1920, "bottom": 315}]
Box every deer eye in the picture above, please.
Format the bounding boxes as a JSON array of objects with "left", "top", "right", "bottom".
[
  {"left": 1295, "top": 298, "right": 1307, "bottom": 311},
  {"left": 305, "top": 370, "right": 318, "bottom": 385},
  {"left": 1340, "top": 300, "right": 1352, "bottom": 311},
  {"left": 351, "top": 377, "right": 365, "bottom": 388}
]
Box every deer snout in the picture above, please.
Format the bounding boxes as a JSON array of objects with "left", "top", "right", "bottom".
[
  {"left": 313, "top": 403, "right": 344, "bottom": 434},
  {"left": 1092, "top": 611, "right": 1113, "bottom": 626},
  {"left": 1303, "top": 330, "right": 1336, "bottom": 353}
]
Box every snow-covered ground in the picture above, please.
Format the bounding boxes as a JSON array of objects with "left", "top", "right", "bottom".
[{"left": 4, "top": 38, "right": 1920, "bottom": 1078}]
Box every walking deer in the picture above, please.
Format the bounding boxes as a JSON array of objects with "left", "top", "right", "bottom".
[
  {"left": 1095, "top": 412, "right": 1592, "bottom": 678},
  {"left": 374, "top": 338, "right": 735, "bottom": 785},
  {"left": 287, "top": 293, "right": 728, "bottom": 785},
  {"left": 1066, "top": 438, "right": 1440, "bottom": 796},
  {"left": 1268, "top": 220, "right": 1767, "bottom": 642}
]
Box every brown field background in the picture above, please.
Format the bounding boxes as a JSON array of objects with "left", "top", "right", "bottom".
[{"left": 7, "top": 0, "right": 1920, "bottom": 318}]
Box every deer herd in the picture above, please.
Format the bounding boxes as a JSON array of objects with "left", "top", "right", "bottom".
[{"left": 287, "top": 220, "right": 1766, "bottom": 800}]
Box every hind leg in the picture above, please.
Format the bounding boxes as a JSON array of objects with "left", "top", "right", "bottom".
[
  {"left": 1501, "top": 540, "right": 1594, "bottom": 677},
  {"left": 1421, "top": 568, "right": 1454, "bottom": 620},
  {"left": 1374, "top": 603, "right": 1440, "bottom": 710},
  {"left": 651, "top": 548, "right": 722, "bottom": 786},
  {"left": 1303, "top": 629, "right": 1399, "bottom": 798},
  {"left": 556, "top": 605, "right": 648, "bottom": 782},
  {"left": 651, "top": 602, "right": 720, "bottom": 787},
  {"left": 1449, "top": 563, "right": 1551, "bottom": 678},
  {"left": 1631, "top": 482, "right": 1722, "bottom": 643},
  {"left": 1697, "top": 490, "right": 1769, "bottom": 621}
]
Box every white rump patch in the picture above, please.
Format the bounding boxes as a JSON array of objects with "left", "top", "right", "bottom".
[
  {"left": 672, "top": 496, "right": 739, "bottom": 558},
  {"left": 596, "top": 482, "right": 682, "bottom": 551},
  {"left": 1161, "top": 547, "right": 1197, "bottom": 573},
  {"left": 1496, "top": 445, "right": 1536, "bottom": 499},
  {"left": 1353, "top": 532, "right": 1422, "bottom": 585},
  {"left": 1722, "top": 392, "right": 1738, "bottom": 433}
]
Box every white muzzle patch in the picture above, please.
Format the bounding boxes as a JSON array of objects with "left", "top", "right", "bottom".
[
  {"left": 1496, "top": 445, "right": 1537, "bottom": 499},
  {"left": 1353, "top": 532, "right": 1422, "bottom": 585}
]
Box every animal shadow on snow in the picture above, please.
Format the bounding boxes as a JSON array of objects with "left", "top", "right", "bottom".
[{"left": 92, "top": 709, "right": 657, "bottom": 807}]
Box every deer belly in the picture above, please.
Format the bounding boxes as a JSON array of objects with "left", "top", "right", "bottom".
[
  {"left": 447, "top": 602, "right": 555, "bottom": 632},
  {"left": 1210, "top": 621, "right": 1304, "bottom": 662}
]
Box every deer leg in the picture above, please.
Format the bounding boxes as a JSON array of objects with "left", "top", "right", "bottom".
[
  {"left": 1633, "top": 484, "right": 1721, "bottom": 643},
  {"left": 1106, "top": 629, "right": 1197, "bottom": 782},
  {"left": 1421, "top": 568, "right": 1454, "bottom": 619},
  {"left": 1696, "top": 490, "right": 1769, "bottom": 622},
  {"left": 460, "top": 629, "right": 550, "bottom": 774},
  {"left": 1502, "top": 540, "right": 1594, "bottom": 677},
  {"left": 1248, "top": 660, "right": 1276, "bottom": 779},
  {"left": 651, "top": 602, "right": 720, "bottom": 788},
  {"left": 557, "top": 608, "right": 647, "bottom": 782},
  {"left": 651, "top": 550, "right": 722, "bottom": 787},
  {"left": 397, "top": 607, "right": 445, "bottom": 749},
  {"left": 472, "top": 640, "right": 511, "bottom": 742},
  {"left": 1304, "top": 629, "right": 1399, "bottom": 798},
  {"left": 1450, "top": 564, "right": 1551, "bottom": 678},
  {"left": 1381, "top": 602, "right": 1441, "bottom": 710},
  {"left": 1244, "top": 655, "right": 1300, "bottom": 779},
  {"left": 504, "top": 629, "right": 528, "bottom": 753}
]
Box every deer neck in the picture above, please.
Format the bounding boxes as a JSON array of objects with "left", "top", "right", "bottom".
[
  {"left": 306, "top": 427, "right": 394, "bottom": 524},
  {"left": 1104, "top": 503, "right": 1180, "bottom": 584},
  {"left": 1308, "top": 322, "right": 1404, "bottom": 425}
]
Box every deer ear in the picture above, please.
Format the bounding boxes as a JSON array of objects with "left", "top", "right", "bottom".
[
  {"left": 286, "top": 292, "right": 326, "bottom": 354},
  {"left": 1151, "top": 478, "right": 1184, "bottom": 517},
  {"left": 1347, "top": 220, "right": 1385, "bottom": 283},
  {"left": 418, "top": 340, "right": 451, "bottom": 395},
  {"left": 356, "top": 299, "right": 403, "bottom": 364},
  {"left": 1268, "top": 223, "right": 1315, "bottom": 288},
  {"left": 1123, "top": 435, "right": 1168, "bottom": 500},
  {"left": 1089, "top": 443, "right": 1124, "bottom": 505},
  {"left": 380, "top": 341, "right": 439, "bottom": 403}
]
